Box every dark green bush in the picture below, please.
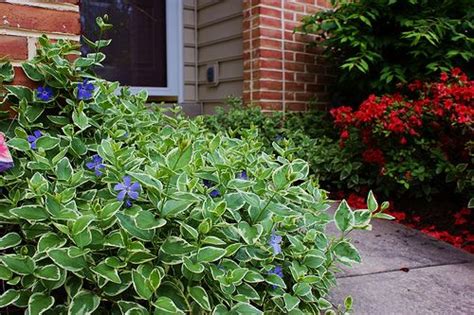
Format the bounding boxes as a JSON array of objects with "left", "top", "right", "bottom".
[
  {"left": 299, "top": 0, "right": 474, "bottom": 104},
  {"left": 0, "top": 19, "right": 388, "bottom": 314}
]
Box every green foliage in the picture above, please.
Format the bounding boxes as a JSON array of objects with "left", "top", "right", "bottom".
[
  {"left": 299, "top": 0, "right": 474, "bottom": 104},
  {"left": 0, "top": 19, "right": 387, "bottom": 314}
]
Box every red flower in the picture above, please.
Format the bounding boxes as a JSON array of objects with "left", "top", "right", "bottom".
[
  {"left": 399, "top": 137, "right": 407, "bottom": 145},
  {"left": 362, "top": 148, "right": 385, "bottom": 166},
  {"left": 451, "top": 67, "right": 462, "bottom": 77},
  {"left": 440, "top": 72, "right": 448, "bottom": 82},
  {"left": 340, "top": 129, "right": 349, "bottom": 140}
]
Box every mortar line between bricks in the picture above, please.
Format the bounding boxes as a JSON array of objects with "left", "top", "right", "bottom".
[{"left": 336, "top": 260, "right": 474, "bottom": 279}]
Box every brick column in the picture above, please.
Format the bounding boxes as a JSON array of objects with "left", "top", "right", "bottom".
[
  {"left": 242, "top": 0, "right": 334, "bottom": 112},
  {"left": 0, "top": 1, "right": 80, "bottom": 87}
]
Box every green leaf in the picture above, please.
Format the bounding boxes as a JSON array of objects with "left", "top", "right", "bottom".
[
  {"left": 5, "top": 85, "right": 33, "bottom": 102},
  {"left": 132, "top": 270, "right": 153, "bottom": 300},
  {"left": 36, "top": 136, "right": 60, "bottom": 151},
  {"left": 0, "top": 289, "right": 20, "bottom": 308},
  {"left": 129, "top": 172, "right": 163, "bottom": 191},
  {"left": 91, "top": 262, "right": 121, "bottom": 284},
  {"left": 48, "top": 248, "right": 87, "bottom": 272},
  {"left": 272, "top": 164, "right": 290, "bottom": 190},
  {"left": 161, "top": 236, "right": 196, "bottom": 256},
  {"left": 0, "top": 255, "right": 35, "bottom": 275},
  {"left": 154, "top": 296, "right": 184, "bottom": 314},
  {"left": 72, "top": 110, "right": 89, "bottom": 130},
  {"left": 0, "top": 62, "right": 14, "bottom": 82},
  {"left": 333, "top": 241, "right": 361, "bottom": 264},
  {"left": 10, "top": 205, "right": 49, "bottom": 221},
  {"left": 71, "top": 215, "right": 95, "bottom": 235},
  {"left": 161, "top": 199, "right": 194, "bottom": 217},
  {"left": 34, "top": 265, "right": 61, "bottom": 281},
  {"left": 21, "top": 62, "right": 44, "bottom": 81},
  {"left": 196, "top": 246, "right": 226, "bottom": 263},
  {"left": 100, "top": 201, "right": 122, "bottom": 219},
  {"left": 238, "top": 221, "right": 262, "bottom": 245},
  {"left": 28, "top": 293, "right": 55, "bottom": 315},
  {"left": 135, "top": 211, "right": 166, "bottom": 230},
  {"left": 367, "top": 191, "right": 378, "bottom": 212},
  {"left": 0, "top": 265, "right": 13, "bottom": 280},
  {"left": 56, "top": 157, "right": 73, "bottom": 181},
  {"left": 7, "top": 138, "right": 30, "bottom": 151},
  {"left": 283, "top": 293, "right": 300, "bottom": 312},
  {"left": 25, "top": 105, "right": 45, "bottom": 122},
  {"left": 189, "top": 286, "right": 211, "bottom": 311},
  {"left": 373, "top": 212, "right": 395, "bottom": 220},
  {"left": 334, "top": 200, "right": 354, "bottom": 232},
  {"left": 266, "top": 273, "right": 286, "bottom": 289},
  {"left": 37, "top": 232, "right": 67, "bottom": 252},
  {"left": 0, "top": 232, "right": 21, "bottom": 250},
  {"left": 183, "top": 257, "right": 205, "bottom": 274},
  {"left": 230, "top": 302, "right": 263, "bottom": 315},
  {"left": 303, "top": 253, "right": 325, "bottom": 269},
  {"left": 166, "top": 145, "right": 193, "bottom": 170},
  {"left": 116, "top": 212, "right": 154, "bottom": 241},
  {"left": 68, "top": 291, "right": 100, "bottom": 315}
]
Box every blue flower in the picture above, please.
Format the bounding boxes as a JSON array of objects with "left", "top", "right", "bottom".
[
  {"left": 269, "top": 231, "right": 282, "bottom": 255},
  {"left": 86, "top": 154, "right": 105, "bottom": 176},
  {"left": 269, "top": 266, "right": 283, "bottom": 278},
  {"left": 27, "top": 130, "right": 42, "bottom": 150},
  {"left": 114, "top": 176, "right": 141, "bottom": 206},
  {"left": 237, "top": 170, "right": 248, "bottom": 180},
  {"left": 209, "top": 189, "right": 220, "bottom": 198},
  {"left": 77, "top": 79, "right": 95, "bottom": 100},
  {"left": 36, "top": 86, "right": 53, "bottom": 102},
  {"left": 203, "top": 179, "right": 220, "bottom": 198}
]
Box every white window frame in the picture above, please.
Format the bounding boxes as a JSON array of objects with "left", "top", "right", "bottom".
[{"left": 129, "top": 0, "right": 183, "bottom": 102}]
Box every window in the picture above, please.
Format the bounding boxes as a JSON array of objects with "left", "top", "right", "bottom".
[{"left": 80, "top": 0, "right": 183, "bottom": 100}]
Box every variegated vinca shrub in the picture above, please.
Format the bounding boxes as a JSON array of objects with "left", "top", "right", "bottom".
[{"left": 0, "top": 19, "right": 391, "bottom": 315}]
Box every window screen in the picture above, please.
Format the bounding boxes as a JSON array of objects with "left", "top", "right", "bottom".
[{"left": 80, "top": 0, "right": 167, "bottom": 87}]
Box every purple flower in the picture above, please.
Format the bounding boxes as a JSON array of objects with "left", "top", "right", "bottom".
[
  {"left": 203, "top": 179, "right": 220, "bottom": 198},
  {"left": 209, "top": 189, "right": 220, "bottom": 198},
  {"left": 269, "top": 231, "right": 282, "bottom": 255},
  {"left": 0, "top": 162, "right": 14, "bottom": 173},
  {"left": 77, "top": 79, "right": 95, "bottom": 100},
  {"left": 27, "top": 130, "right": 42, "bottom": 150},
  {"left": 237, "top": 170, "right": 248, "bottom": 180},
  {"left": 36, "top": 86, "right": 53, "bottom": 102},
  {"left": 86, "top": 154, "right": 105, "bottom": 176},
  {"left": 268, "top": 266, "right": 284, "bottom": 289},
  {"left": 275, "top": 135, "right": 284, "bottom": 142},
  {"left": 114, "top": 176, "right": 141, "bottom": 206},
  {"left": 269, "top": 266, "right": 283, "bottom": 278}
]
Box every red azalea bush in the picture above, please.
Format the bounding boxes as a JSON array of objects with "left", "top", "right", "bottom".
[{"left": 331, "top": 69, "right": 473, "bottom": 199}]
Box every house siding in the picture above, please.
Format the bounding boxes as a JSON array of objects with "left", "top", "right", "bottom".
[{"left": 196, "top": 0, "right": 244, "bottom": 114}]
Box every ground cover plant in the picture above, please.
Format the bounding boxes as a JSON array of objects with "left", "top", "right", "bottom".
[
  {"left": 202, "top": 71, "right": 473, "bottom": 253},
  {"left": 0, "top": 19, "right": 388, "bottom": 314},
  {"left": 299, "top": 0, "right": 474, "bottom": 104}
]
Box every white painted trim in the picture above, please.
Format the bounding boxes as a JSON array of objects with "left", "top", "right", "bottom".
[
  {"left": 0, "top": 28, "right": 80, "bottom": 40},
  {"left": 129, "top": 0, "right": 183, "bottom": 102}
]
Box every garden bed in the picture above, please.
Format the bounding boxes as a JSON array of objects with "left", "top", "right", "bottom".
[{"left": 341, "top": 192, "right": 474, "bottom": 254}]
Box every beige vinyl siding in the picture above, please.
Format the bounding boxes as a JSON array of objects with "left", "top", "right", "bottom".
[
  {"left": 197, "top": 0, "right": 243, "bottom": 114},
  {"left": 183, "top": 0, "right": 198, "bottom": 103}
]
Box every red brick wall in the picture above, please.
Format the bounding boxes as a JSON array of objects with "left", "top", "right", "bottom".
[
  {"left": 0, "top": 1, "right": 80, "bottom": 87},
  {"left": 242, "top": 0, "right": 334, "bottom": 112}
]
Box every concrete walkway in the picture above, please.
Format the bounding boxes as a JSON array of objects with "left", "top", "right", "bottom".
[{"left": 328, "top": 214, "right": 474, "bottom": 314}]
